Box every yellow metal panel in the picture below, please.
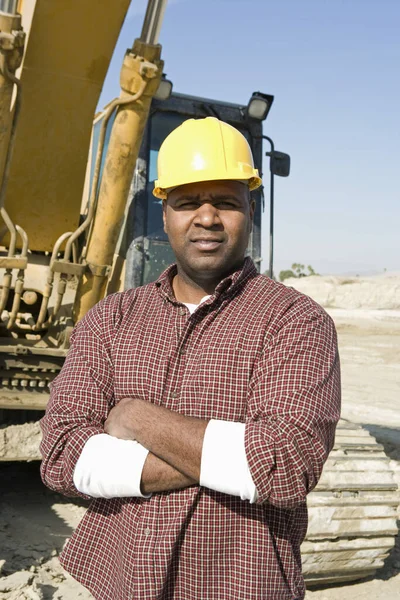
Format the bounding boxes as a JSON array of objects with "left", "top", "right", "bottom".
[{"left": 4, "top": 0, "right": 132, "bottom": 251}]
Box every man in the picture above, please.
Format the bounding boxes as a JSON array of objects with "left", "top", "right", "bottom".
[{"left": 40, "top": 117, "right": 341, "bottom": 600}]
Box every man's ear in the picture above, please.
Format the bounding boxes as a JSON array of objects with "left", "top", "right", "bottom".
[
  {"left": 249, "top": 198, "right": 256, "bottom": 232},
  {"left": 162, "top": 200, "right": 167, "bottom": 233},
  {"left": 249, "top": 198, "right": 256, "bottom": 220}
]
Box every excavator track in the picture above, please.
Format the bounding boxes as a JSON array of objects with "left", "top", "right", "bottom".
[{"left": 303, "top": 419, "right": 399, "bottom": 585}]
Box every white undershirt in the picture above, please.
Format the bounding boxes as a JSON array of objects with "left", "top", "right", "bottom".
[{"left": 73, "top": 299, "right": 258, "bottom": 503}]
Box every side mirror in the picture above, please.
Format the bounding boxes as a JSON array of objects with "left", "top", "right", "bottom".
[{"left": 267, "top": 151, "right": 291, "bottom": 177}]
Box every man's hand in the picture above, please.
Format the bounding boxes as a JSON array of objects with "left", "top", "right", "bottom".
[
  {"left": 106, "top": 397, "right": 209, "bottom": 481},
  {"left": 104, "top": 397, "right": 137, "bottom": 440},
  {"left": 104, "top": 398, "right": 198, "bottom": 495}
]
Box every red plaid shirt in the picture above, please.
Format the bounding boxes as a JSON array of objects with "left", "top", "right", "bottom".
[{"left": 40, "top": 258, "right": 340, "bottom": 600}]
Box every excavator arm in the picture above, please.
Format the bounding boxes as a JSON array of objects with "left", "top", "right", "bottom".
[{"left": 0, "top": 0, "right": 166, "bottom": 334}]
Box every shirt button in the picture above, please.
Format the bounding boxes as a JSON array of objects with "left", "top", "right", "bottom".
[
  {"left": 144, "top": 528, "right": 151, "bottom": 536},
  {"left": 170, "top": 391, "right": 178, "bottom": 398},
  {"left": 179, "top": 347, "right": 186, "bottom": 355},
  {"left": 178, "top": 308, "right": 186, "bottom": 315}
]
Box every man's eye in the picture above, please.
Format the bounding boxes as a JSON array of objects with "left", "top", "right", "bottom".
[{"left": 216, "top": 201, "right": 236, "bottom": 208}]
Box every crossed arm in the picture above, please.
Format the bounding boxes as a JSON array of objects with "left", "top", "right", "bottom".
[
  {"left": 73, "top": 397, "right": 256, "bottom": 500},
  {"left": 104, "top": 398, "right": 208, "bottom": 494}
]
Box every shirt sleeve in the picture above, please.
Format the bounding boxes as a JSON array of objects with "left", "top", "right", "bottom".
[
  {"left": 40, "top": 297, "right": 118, "bottom": 498},
  {"left": 200, "top": 420, "right": 258, "bottom": 502},
  {"left": 245, "top": 303, "right": 341, "bottom": 508},
  {"left": 73, "top": 434, "right": 151, "bottom": 498}
]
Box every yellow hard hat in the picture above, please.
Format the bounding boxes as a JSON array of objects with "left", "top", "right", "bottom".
[{"left": 153, "top": 117, "right": 262, "bottom": 199}]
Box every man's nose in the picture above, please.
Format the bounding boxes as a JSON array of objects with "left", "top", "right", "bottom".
[{"left": 193, "top": 203, "right": 221, "bottom": 227}]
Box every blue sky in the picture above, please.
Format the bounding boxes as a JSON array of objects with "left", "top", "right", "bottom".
[{"left": 99, "top": 0, "right": 399, "bottom": 275}]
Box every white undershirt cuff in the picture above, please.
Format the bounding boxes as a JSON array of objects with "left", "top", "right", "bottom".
[
  {"left": 200, "top": 419, "right": 258, "bottom": 503},
  {"left": 73, "top": 433, "right": 151, "bottom": 499}
]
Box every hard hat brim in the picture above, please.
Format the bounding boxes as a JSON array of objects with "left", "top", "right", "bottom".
[{"left": 153, "top": 174, "right": 262, "bottom": 200}]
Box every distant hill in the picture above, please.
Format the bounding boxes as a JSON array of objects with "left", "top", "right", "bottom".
[{"left": 283, "top": 274, "right": 400, "bottom": 310}]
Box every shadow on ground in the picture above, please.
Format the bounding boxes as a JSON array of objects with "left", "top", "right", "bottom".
[
  {"left": 365, "top": 424, "right": 400, "bottom": 461},
  {"left": 0, "top": 461, "right": 87, "bottom": 578}
]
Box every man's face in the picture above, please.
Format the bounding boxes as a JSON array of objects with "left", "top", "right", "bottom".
[{"left": 163, "top": 180, "right": 255, "bottom": 285}]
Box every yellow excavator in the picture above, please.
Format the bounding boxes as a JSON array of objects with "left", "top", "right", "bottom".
[{"left": 0, "top": 0, "right": 398, "bottom": 587}]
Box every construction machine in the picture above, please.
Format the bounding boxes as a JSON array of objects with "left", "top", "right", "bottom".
[{"left": 0, "top": 0, "right": 398, "bottom": 587}]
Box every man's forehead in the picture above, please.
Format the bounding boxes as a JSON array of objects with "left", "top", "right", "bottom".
[{"left": 167, "top": 180, "right": 248, "bottom": 200}]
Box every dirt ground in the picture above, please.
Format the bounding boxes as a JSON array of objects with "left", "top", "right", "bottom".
[{"left": 0, "top": 306, "right": 399, "bottom": 599}]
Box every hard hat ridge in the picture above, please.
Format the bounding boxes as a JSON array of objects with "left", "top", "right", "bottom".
[{"left": 153, "top": 117, "right": 262, "bottom": 199}]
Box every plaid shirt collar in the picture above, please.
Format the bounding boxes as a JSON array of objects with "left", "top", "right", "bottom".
[{"left": 154, "top": 257, "right": 258, "bottom": 305}]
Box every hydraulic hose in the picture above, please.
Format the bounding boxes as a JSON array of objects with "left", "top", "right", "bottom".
[{"left": 6, "top": 224, "right": 28, "bottom": 329}]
